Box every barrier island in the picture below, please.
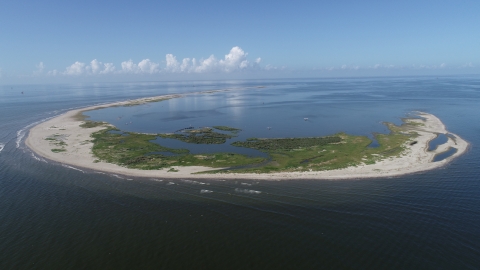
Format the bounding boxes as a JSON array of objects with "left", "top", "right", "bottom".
[{"left": 26, "top": 91, "right": 469, "bottom": 180}]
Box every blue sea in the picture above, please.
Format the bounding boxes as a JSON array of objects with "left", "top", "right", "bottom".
[{"left": 0, "top": 77, "right": 479, "bottom": 269}]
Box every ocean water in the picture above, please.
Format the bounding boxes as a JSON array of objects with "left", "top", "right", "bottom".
[{"left": 0, "top": 77, "right": 479, "bottom": 269}]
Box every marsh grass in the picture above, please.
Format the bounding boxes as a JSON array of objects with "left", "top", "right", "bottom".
[
  {"left": 160, "top": 127, "right": 237, "bottom": 144},
  {"left": 80, "top": 121, "right": 106, "bottom": 128},
  {"left": 208, "top": 122, "right": 416, "bottom": 174},
  {"left": 91, "top": 128, "right": 264, "bottom": 170},
  {"left": 88, "top": 117, "right": 418, "bottom": 173}
]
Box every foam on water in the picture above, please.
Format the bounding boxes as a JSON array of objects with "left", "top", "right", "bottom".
[
  {"left": 30, "top": 152, "right": 47, "bottom": 163},
  {"left": 181, "top": 179, "right": 209, "bottom": 185},
  {"left": 16, "top": 115, "right": 57, "bottom": 149},
  {"left": 0, "top": 143, "right": 4, "bottom": 153},
  {"left": 62, "top": 164, "right": 85, "bottom": 173},
  {"left": 234, "top": 188, "right": 262, "bottom": 194},
  {"left": 200, "top": 189, "right": 213, "bottom": 194}
]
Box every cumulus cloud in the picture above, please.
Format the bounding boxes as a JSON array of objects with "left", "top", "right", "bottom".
[
  {"left": 45, "top": 46, "right": 266, "bottom": 76},
  {"left": 163, "top": 46, "right": 260, "bottom": 73},
  {"left": 120, "top": 59, "right": 160, "bottom": 74},
  {"left": 37, "top": 62, "right": 45, "bottom": 72},
  {"left": 219, "top": 46, "right": 249, "bottom": 72},
  {"left": 33, "top": 62, "right": 45, "bottom": 75},
  {"left": 325, "top": 64, "right": 361, "bottom": 71},
  {"left": 138, "top": 59, "right": 160, "bottom": 74},
  {"left": 411, "top": 63, "right": 449, "bottom": 70},
  {"left": 101, "top": 62, "right": 116, "bottom": 74},
  {"left": 86, "top": 59, "right": 116, "bottom": 74},
  {"left": 47, "top": 69, "right": 59, "bottom": 76},
  {"left": 64, "top": 61, "right": 85, "bottom": 75},
  {"left": 88, "top": 59, "right": 102, "bottom": 74},
  {"left": 56, "top": 59, "right": 117, "bottom": 76}
]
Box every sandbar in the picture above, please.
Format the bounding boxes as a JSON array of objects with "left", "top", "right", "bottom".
[{"left": 25, "top": 92, "right": 469, "bottom": 180}]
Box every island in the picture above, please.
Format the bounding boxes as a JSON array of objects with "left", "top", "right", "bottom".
[{"left": 25, "top": 92, "right": 469, "bottom": 180}]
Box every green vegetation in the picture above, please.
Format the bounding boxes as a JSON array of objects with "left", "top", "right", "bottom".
[
  {"left": 80, "top": 121, "right": 106, "bottom": 128},
  {"left": 160, "top": 127, "right": 236, "bottom": 144},
  {"left": 213, "top": 126, "right": 242, "bottom": 133},
  {"left": 87, "top": 114, "right": 419, "bottom": 174},
  {"left": 232, "top": 136, "right": 341, "bottom": 150},
  {"left": 90, "top": 128, "right": 264, "bottom": 170},
  {"left": 46, "top": 134, "right": 68, "bottom": 152},
  {"left": 204, "top": 120, "right": 418, "bottom": 174},
  {"left": 206, "top": 130, "right": 414, "bottom": 174}
]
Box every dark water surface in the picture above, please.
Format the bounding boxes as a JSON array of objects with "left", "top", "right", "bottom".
[
  {"left": 1, "top": 78, "right": 480, "bottom": 269},
  {"left": 428, "top": 133, "right": 449, "bottom": 151}
]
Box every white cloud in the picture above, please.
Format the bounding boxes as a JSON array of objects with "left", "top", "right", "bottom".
[
  {"left": 37, "top": 62, "right": 45, "bottom": 72},
  {"left": 411, "top": 63, "right": 449, "bottom": 70},
  {"left": 264, "top": 64, "right": 284, "bottom": 71},
  {"left": 324, "top": 64, "right": 361, "bottom": 71},
  {"left": 138, "top": 59, "right": 160, "bottom": 74},
  {"left": 33, "top": 62, "right": 45, "bottom": 75},
  {"left": 164, "top": 46, "right": 261, "bottom": 74},
  {"left": 165, "top": 54, "right": 180, "bottom": 72},
  {"left": 86, "top": 59, "right": 116, "bottom": 74},
  {"left": 195, "top": 55, "right": 218, "bottom": 73},
  {"left": 47, "top": 69, "right": 59, "bottom": 76},
  {"left": 120, "top": 60, "right": 136, "bottom": 73},
  {"left": 64, "top": 61, "right": 86, "bottom": 75},
  {"left": 89, "top": 59, "right": 101, "bottom": 74},
  {"left": 60, "top": 59, "right": 117, "bottom": 75},
  {"left": 181, "top": 58, "right": 191, "bottom": 72},
  {"left": 101, "top": 63, "right": 116, "bottom": 74},
  {"left": 120, "top": 59, "right": 160, "bottom": 74},
  {"left": 219, "top": 46, "right": 248, "bottom": 72},
  {"left": 45, "top": 47, "right": 265, "bottom": 77}
]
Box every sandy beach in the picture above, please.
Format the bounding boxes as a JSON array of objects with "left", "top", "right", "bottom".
[{"left": 25, "top": 94, "right": 469, "bottom": 180}]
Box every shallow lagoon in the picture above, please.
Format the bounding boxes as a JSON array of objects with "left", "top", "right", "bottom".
[{"left": 84, "top": 83, "right": 421, "bottom": 155}]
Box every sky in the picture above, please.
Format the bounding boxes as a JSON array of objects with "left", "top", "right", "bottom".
[{"left": 1, "top": 0, "right": 479, "bottom": 84}]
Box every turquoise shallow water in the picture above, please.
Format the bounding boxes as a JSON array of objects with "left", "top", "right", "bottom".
[{"left": 0, "top": 77, "right": 479, "bottom": 269}]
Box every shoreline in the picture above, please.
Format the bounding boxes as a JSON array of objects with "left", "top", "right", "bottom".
[{"left": 25, "top": 92, "right": 470, "bottom": 180}]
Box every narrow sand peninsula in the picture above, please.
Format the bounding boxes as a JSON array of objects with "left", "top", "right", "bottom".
[{"left": 26, "top": 94, "right": 469, "bottom": 180}]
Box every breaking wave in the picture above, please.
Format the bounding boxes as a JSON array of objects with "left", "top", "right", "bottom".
[
  {"left": 62, "top": 164, "right": 85, "bottom": 173},
  {"left": 110, "top": 174, "right": 125, "bottom": 179},
  {"left": 16, "top": 115, "right": 57, "bottom": 149},
  {"left": 0, "top": 143, "right": 4, "bottom": 153},
  {"left": 181, "top": 179, "right": 209, "bottom": 185},
  {"left": 234, "top": 188, "right": 262, "bottom": 194},
  {"left": 31, "top": 152, "right": 47, "bottom": 163}
]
